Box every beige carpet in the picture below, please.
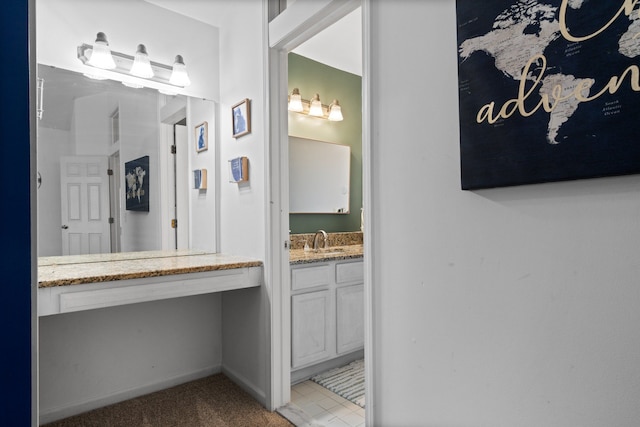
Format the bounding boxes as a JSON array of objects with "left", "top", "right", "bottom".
[{"left": 42, "top": 374, "right": 294, "bottom": 427}]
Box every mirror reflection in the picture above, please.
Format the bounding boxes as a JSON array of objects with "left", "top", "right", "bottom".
[{"left": 36, "top": 65, "right": 210, "bottom": 256}]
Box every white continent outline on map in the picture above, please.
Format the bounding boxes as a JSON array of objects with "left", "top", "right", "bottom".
[{"left": 457, "top": 0, "right": 610, "bottom": 144}]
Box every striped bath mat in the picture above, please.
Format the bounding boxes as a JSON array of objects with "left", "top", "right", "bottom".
[{"left": 311, "top": 359, "right": 365, "bottom": 408}]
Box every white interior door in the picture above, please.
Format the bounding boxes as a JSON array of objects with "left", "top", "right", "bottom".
[{"left": 60, "top": 156, "right": 111, "bottom": 255}]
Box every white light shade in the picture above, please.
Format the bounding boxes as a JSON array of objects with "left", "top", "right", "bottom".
[
  {"left": 288, "top": 88, "right": 303, "bottom": 112},
  {"left": 87, "top": 32, "right": 116, "bottom": 70},
  {"left": 308, "top": 93, "right": 324, "bottom": 116},
  {"left": 170, "top": 55, "right": 191, "bottom": 87},
  {"left": 328, "top": 100, "right": 343, "bottom": 121},
  {"left": 130, "top": 44, "right": 154, "bottom": 78}
]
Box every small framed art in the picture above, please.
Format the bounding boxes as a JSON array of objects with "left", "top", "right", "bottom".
[
  {"left": 232, "top": 98, "right": 251, "bottom": 138},
  {"left": 195, "top": 121, "right": 208, "bottom": 152},
  {"left": 193, "top": 169, "right": 207, "bottom": 190},
  {"left": 228, "top": 157, "right": 249, "bottom": 183},
  {"left": 125, "top": 155, "right": 150, "bottom": 212}
]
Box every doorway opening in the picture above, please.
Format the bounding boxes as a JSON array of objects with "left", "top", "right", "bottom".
[
  {"left": 267, "top": 1, "right": 372, "bottom": 424},
  {"left": 286, "top": 8, "right": 365, "bottom": 426}
]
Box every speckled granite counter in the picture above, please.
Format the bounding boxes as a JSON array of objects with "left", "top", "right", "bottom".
[
  {"left": 38, "top": 251, "right": 264, "bottom": 316},
  {"left": 39, "top": 250, "right": 263, "bottom": 288},
  {"left": 289, "top": 244, "right": 363, "bottom": 265}
]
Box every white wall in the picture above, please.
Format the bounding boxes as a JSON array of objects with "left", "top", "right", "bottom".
[
  {"left": 117, "top": 91, "right": 162, "bottom": 252},
  {"left": 38, "top": 294, "right": 223, "bottom": 424},
  {"left": 370, "top": 2, "right": 640, "bottom": 426},
  {"left": 72, "top": 94, "right": 113, "bottom": 156},
  {"left": 187, "top": 98, "right": 217, "bottom": 252},
  {"left": 216, "top": 1, "right": 269, "bottom": 405},
  {"left": 130, "top": 0, "right": 271, "bottom": 404},
  {"left": 37, "top": 127, "right": 72, "bottom": 256}
]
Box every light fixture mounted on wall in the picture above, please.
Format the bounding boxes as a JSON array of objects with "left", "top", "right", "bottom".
[
  {"left": 287, "top": 88, "right": 344, "bottom": 121},
  {"left": 77, "top": 32, "right": 192, "bottom": 91}
]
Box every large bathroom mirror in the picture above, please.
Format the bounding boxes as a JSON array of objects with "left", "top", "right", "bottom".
[
  {"left": 36, "top": 64, "right": 215, "bottom": 257},
  {"left": 289, "top": 136, "right": 351, "bottom": 214}
]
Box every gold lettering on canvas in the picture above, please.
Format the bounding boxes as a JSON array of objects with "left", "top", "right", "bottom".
[
  {"left": 559, "top": 0, "right": 639, "bottom": 43},
  {"left": 476, "top": 0, "right": 640, "bottom": 125}
]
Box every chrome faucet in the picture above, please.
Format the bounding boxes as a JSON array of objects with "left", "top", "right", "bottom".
[{"left": 313, "top": 230, "right": 329, "bottom": 250}]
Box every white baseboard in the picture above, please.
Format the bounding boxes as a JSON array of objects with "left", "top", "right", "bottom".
[
  {"left": 222, "top": 365, "right": 267, "bottom": 407},
  {"left": 38, "top": 365, "right": 221, "bottom": 425}
]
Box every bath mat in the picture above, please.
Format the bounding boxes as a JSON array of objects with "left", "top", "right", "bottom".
[{"left": 310, "top": 359, "right": 365, "bottom": 408}]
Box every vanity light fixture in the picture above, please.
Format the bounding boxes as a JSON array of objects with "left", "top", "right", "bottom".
[
  {"left": 130, "top": 44, "right": 154, "bottom": 78},
  {"left": 328, "top": 100, "right": 343, "bottom": 121},
  {"left": 87, "top": 32, "right": 116, "bottom": 70},
  {"left": 169, "top": 55, "right": 191, "bottom": 87},
  {"left": 288, "top": 88, "right": 304, "bottom": 112},
  {"left": 308, "top": 93, "right": 324, "bottom": 116},
  {"left": 77, "top": 32, "right": 192, "bottom": 89},
  {"left": 287, "top": 88, "right": 344, "bottom": 121}
]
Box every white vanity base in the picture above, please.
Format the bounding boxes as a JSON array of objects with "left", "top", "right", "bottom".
[{"left": 38, "top": 267, "right": 262, "bottom": 316}]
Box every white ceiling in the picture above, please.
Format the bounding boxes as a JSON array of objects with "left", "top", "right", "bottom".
[
  {"left": 38, "top": 2, "right": 361, "bottom": 130},
  {"left": 145, "top": 0, "right": 362, "bottom": 76},
  {"left": 292, "top": 7, "right": 362, "bottom": 76}
]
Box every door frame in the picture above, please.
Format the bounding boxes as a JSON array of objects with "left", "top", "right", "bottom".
[
  {"left": 158, "top": 97, "right": 189, "bottom": 251},
  {"left": 108, "top": 152, "right": 121, "bottom": 253},
  {"left": 266, "top": 1, "right": 373, "bottom": 422}
]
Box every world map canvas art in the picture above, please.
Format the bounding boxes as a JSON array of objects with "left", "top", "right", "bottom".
[{"left": 456, "top": 0, "right": 640, "bottom": 189}]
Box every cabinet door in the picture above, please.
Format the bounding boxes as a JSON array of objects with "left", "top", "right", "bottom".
[
  {"left": 336, "top": 284, "right": 364, "bottom": 354},
  {"left": 292, "top": 290, "right": 333, "bottom": 368}
]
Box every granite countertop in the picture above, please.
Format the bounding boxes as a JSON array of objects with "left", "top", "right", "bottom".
[
  {"left": 38, "top": 250, "right": 263, "bottom": 288},
  {"left": 289, "top": 244, "right": 363, "bottom": 265}
]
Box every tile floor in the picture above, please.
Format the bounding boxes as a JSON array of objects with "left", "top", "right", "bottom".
[{"left": 290, "top": 380, "right": 365, "bottom": 427}]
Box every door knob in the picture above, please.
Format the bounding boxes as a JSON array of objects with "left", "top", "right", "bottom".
[{"left": 61, "top": 225, "right": 69, "bottom": 229}]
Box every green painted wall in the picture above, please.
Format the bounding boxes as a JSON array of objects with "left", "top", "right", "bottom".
[{"left": 288, "top": 53, "right": 362, "bottom": 233}]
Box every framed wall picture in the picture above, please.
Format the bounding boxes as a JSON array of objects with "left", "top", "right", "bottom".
[
  {"left": 195, "top": 121, "right": 208, "bottom": 152},
  {"left": 193, "top": 168, "right": 207, "bottom": 190},
  {"left": 125, "top": 155, "right": 149, "bottom": 211},
  {"left": 456, "top": 1, "right": 640, "bottom": 190},
  {"left": 232, "top": 98, "right": 251, "bottom": 138},
  {"left": 228, "top": 157, "right": 249, "bottom": 183}
]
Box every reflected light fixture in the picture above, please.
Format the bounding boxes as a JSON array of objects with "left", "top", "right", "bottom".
[
  {"left": 78, "top": 32, "right": 192, "bottom": 90},
  {"left": 130, "top": 44, "right": 154, "bottom": 78},
  {"left": 308, "top": 94, "right": 324, "bottom": 116},
  {"left": 328, "top": 100, "right": 343, "bottom": 121},
  {"left": 87, "top": 32, "right": 116, "bottom": 70},
  {"left": 287, "top": 88, "right": 344, "bottom": 121},
  {"left": 288, "top": 88, "right": 304, "bottom": 112}
]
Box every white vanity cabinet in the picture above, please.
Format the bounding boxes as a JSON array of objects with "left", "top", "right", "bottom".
[{"left": 291, "top": 259, "right": 364, "bottom": 370}]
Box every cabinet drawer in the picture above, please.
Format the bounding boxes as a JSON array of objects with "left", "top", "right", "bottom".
[
  {"left": 291, "top": 264, "right": 331, "bottom": 291},
  {"left": 336, "top": 261, "right": 363, "bottom": 284}
]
